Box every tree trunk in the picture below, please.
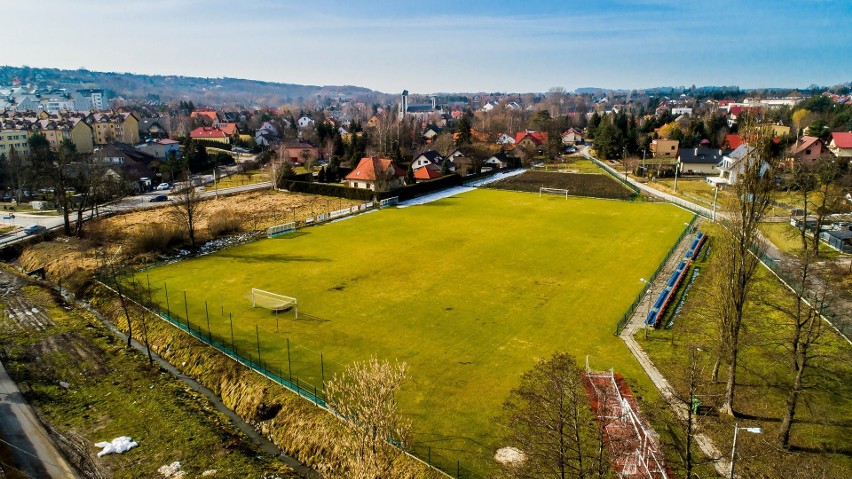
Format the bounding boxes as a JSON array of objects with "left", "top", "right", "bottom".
[
  {"left": 720, "top": 347, "right": 738, "bottom": 416},
  {"left": 778, "top": 364, "right": 803, "bottom": 449},
  {"left": 711, "top": 357, "right": 721, "bottom": 382}
]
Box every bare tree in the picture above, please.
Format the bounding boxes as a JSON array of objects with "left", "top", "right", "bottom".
[
  {"left": 326, "top": 357, "right": 411, "bottom": 479},
  {"left": 4, "top": 146, "right": 31, "bottom": 203},
  {"left": 168, "top": 172, "right": 207, "bottom": 252},
  {"left": 710, "top": 122, "right": 776, "bottom": 416},
  {"left": 499, "top": 352, "right": 602, "bottom": 479}
]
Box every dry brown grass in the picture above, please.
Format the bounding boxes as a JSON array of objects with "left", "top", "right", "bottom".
[{"left": 17, "top": 190, "right": 358, "bottom": 290}]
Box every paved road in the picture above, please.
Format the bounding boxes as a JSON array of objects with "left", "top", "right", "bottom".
[
  {"left": 0, "top": 180, "right": 273, "bottom": 248},
  {"left": 0, "top": 360, "right": 80, "bottom": 478}
]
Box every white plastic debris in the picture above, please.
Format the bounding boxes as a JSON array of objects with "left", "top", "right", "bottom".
[
  {"left": 158, "top": 461, "right": 186, "bottom": 478},
  {"left": 495, "top": 447, "right": 526, "bottom": 465},
  {"left": 58, "top": 381, "right": 70, "bottom": 389},
  {"left": 95, "top": 436, "right": 138, "bottom": 457}
]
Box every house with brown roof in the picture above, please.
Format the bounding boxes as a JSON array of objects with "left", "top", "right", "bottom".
[
  {"left": 344, "top": 157, "right": 405, "bottom": 191},
  {"left": 413, "top": 163, "right": 443, "bottom": 182},
  {"left": 650, "top": 139, "right": 679, "bottom": 158},
  {"left": 282, "top": 142, "right": 322, "bottom": 165},
  {"left": 191, "top": 109, "right": 219, "bottom": 123},
  {"left": 790, "top": 136, "right": 828, "bottom": 165}
]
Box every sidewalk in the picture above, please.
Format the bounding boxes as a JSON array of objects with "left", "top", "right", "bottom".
[{"left": 618, "top": 217, "right": 730, "bottom": 477}]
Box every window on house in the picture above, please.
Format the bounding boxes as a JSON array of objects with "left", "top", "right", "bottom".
[
  {"left": 671, "top": 146, "right": 675, "bottom": 150},
  {"left": 805, "top": 149, "right": 811, "bottom": 155}
]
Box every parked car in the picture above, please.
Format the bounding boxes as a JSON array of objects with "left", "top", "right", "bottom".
[
  {"left": 156, "top": 183, "right": 170, "bottom": 191},
  {"left": 149, "top": 195, "right": 168, "bottom": 202},
  {"left": 23, "top": 224, "right": 47, "bottom": 235}
]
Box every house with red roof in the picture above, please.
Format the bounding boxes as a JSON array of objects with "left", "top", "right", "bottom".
[
  {"left": 829, "top": 132, "right": 852, "bottom": 160},
  {"left": 514, "top": 130, "right": 547, "bottom": 146},
  {"left": 413, "top": 163, "right": 443, "bottom": 182},
  {"left": 344, "top": 157, "right": 406, "bottom": 191},
  {"left": 190, "top": 126, "right": 229, "bottom": 144},
  {"left": 724, "top": 134, "right": 743, "bottom": 151},
  {"left": 214, "top": 122, "right": 240, "bottom": 139}
]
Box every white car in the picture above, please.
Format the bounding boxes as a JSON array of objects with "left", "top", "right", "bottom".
[{"left": 156, "top": 183, "right": 170, "bottom": 191}]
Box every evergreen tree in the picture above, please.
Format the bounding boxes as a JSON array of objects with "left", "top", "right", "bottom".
[{"left": 455, "top": 114, "right": 472, "bottom": 146}]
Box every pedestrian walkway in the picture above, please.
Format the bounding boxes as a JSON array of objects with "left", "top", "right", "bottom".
[{"left": 618, "top": 217, "right": 729, "bottom": 477}]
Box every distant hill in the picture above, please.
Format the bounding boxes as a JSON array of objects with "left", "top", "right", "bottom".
[{"left": 0, "top": 65, "right": 384, "bottom": 107}]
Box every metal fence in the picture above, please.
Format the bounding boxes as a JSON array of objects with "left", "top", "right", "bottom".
[
  {"left": 111, "top": 279, "right": 483, "bottom": 478},
  {"left": 587, "top": 156, "right": 641, "bottom": 196},
  {"left": 615, "top": 215, "right": 698, "bottom": 334}
]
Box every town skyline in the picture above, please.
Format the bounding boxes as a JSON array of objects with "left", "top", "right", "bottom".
[{"left": 2, "top": 0, "right": 851, "bottom": 94}]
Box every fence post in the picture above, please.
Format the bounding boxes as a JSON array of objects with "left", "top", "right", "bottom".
[
  {"left": 183, "top": 291, "right": 190, "bottom": 332},
  {"left": 164, "top": 282, "right": 170, "bottom": 319},
  {"left": 287, "top": 338, "right": 292, "bottom": 382},
  {"left": 229, "top": 313, "right": 235, "bottom": 351},
  {"left": 256, "top": 325, "right": 262, "bottom": 367},
  {"left": 205, "top": 301, "right": 212, "bottom": 342},
  {"left": 320, "top": 353, "right": 325, "bottom": 391}
]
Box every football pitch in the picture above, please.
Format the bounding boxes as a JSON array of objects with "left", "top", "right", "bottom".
[{"left": 139, "top": 188, "right": 693, "bottom": 474}]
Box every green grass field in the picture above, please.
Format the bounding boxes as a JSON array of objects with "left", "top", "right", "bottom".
[{"left": 138, "top": 188, "right": 693, "bottom": 475}]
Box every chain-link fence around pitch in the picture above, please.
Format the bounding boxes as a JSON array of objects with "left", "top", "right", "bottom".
[
  {"left": 615, "top": 215, "right": 698, "bottom": 335},
  {"left": 112, "top": 279, "right": 487, "bottom": 478}
]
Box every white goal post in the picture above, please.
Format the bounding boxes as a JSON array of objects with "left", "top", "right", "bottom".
[
  {"left": 267, "top": 221, "right": 296, "bottom": 238},
  {"left": 539, "top": 187, "right": 569, "bottom": 199},
  {"left": 251, "top": 288, "right": 298, "bottom": 318}
]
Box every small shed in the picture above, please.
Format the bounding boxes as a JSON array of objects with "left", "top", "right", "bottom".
[{"left": 820, "top": 230, "right": 852, "bottom": 253}]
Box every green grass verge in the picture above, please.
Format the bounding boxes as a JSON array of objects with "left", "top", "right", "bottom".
[
  {"left": 639, "top": 229, "right": 852, "bottom": 478},
  {"left": 137, "top": 188, "right": 693, "bottom": 475},
  {"left": 759, "top": 222, "right": 840, "bottom": 259},
  {"left": 215, "top": 170, "right": 270, "bottom": 189}
]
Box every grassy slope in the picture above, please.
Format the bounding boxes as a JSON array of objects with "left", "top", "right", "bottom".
[
  {"left": 0, "top": 283, "right": 296, "bottom": 479},
  {"left": 139, "top": 188, "right": 693, "bottom": 473},
  {"left": 759, "top": 221, "right": 840, "bottom": 258}
]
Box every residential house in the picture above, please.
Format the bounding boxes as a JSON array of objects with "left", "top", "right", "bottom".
[
  {"left": 0, "top": 124, "right": 31, "bottom": 156},
  {"left": 297, "top": 116, "right": 315, "bottom": 129},
  {"left": 422, "top": 125, "right": 442, "bottom": 142},
  {"left": 677, "top": 147, "right": 724, "bottom": 175},
  {"left": 484, "top": 151, "right": 516, "bottom": 169},
  {"left": 708, "top": 144, "right": 768, "bottom": 186},
  {"left": 496, "top": 133, "right": 516, "bottom": 145},
  {"left": 413, "top": 163, "right": 443, "bottom": 182},
  {"left": 828, "top": 132, "right": 852, "bottom": 160},
  {"left": 411, "top": 150, "right": 444, "bottom": 170},
  {"left": 671, "top": 107, "right": 693, "bottom": 116},
  {"left": 649, "top": 139, "right": 679, "bottom": 158},
  {"left": 190, "top": 126, "right": 230, "bottom": 144},
  {"left": 560, "top": 128, "right": 584, "bottom": 146},
  {"left": 214, "top": 122, "right": 240, "bottom": 141},
  {"left": 789, "top": 136, "right": 828, "bottom": 165},
  {"left": 191, "top": 108, "right": 220, "bottom": 123},
  {"left": 282, "top": 142, "right": 321, "bottom": 164},
  {"left": 135, "top": 138, "right": 180, "bottom": 160},
  {"left": 725, "top": 134, "right": 744, "bottom": 151},
  {"left": 138, "top": 117, "right": 169, "bottom": 139},
  {"left": 514, "top": 130, "right": 547, "bottom": 149},
  {"left": 446, "top": 145, "right": 488, "bottom": 175},
  {"left": 344, "top": 157, "right": 405, "bottom": 190}
]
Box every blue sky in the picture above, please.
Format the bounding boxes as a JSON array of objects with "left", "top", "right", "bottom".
[{"left": 2, "top": 0, "right": 850, "bottom": 94}]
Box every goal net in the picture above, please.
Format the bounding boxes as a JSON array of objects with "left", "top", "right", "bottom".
[
  {"left": 267, "top": 222, "right": 296, "bottom": 238},
  {"left": 540, "top": 187, "right": 569, "bottom": 199},
  {"left": 251, "top": 288, "right": 298, "bottom": 317}
]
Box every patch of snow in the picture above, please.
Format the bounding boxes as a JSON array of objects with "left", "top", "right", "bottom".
[
  {"left": 95, "top": 436, "right": 138, "bottom": 457},
  {"left": 58, "top": 381, "right": 70, "bottom": 389},
  {"left": 158, "top": 461, "right": 185, "bottom": 478},
  {"left": 495, "top": 446, "right": 526, "bottom": 465}
]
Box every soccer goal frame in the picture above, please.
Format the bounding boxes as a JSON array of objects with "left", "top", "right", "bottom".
[
  {"left": 539, "top": 187, "right": 569, "bottom": 199},
  {"left": 251, "top": 288, "right": 298, "bottom": 318},
  {"left": 267, "top": 221, "right": 296, "bottom": 238}
]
